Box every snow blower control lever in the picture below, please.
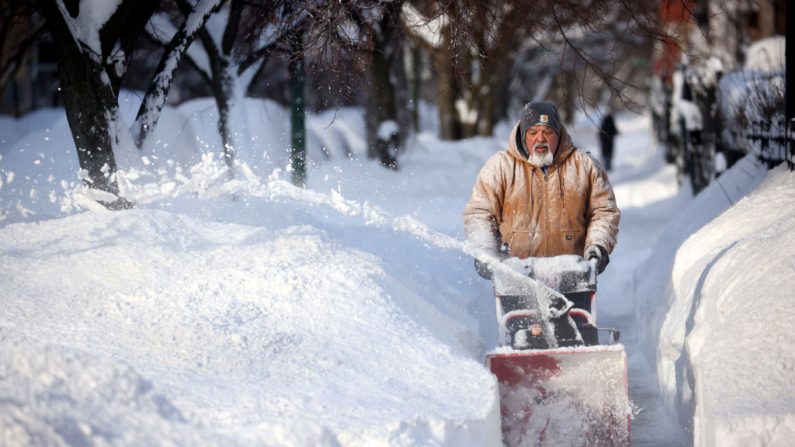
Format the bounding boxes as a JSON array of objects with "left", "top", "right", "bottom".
[{"left": 492, "top": 255, "right": 620, "bottom": 350}]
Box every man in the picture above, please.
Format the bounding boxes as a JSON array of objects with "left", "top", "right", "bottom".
[
  {"left": 599, "top": 111, "right": 618, "bottom": 171},
  {"left": 463, "top": 101, "right": 620, "bottom": 279}
]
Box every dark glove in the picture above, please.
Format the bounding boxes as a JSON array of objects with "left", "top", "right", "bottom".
[
  {"left": 474, "top": 259, "right": 493, "bottom": 280},
  {"left": 585, "top": 245, "right": 609, "bottom": 274}
]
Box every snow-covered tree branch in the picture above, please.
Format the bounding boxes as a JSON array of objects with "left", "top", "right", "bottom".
[{"left": 132, "top": 0, "right": 224, "bottom": 147}]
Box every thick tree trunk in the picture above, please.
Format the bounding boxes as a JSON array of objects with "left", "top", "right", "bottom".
[
  {"left": 474, "top": 53, "right": 513, "bottom": 136},
  {"left": 363, "top": 2, "right": 403, "bottom": 169},
  {"left": 401, "top": 5, "right": 460, "bottom": 140},
  {"left": 433, "top": 46, "right": 463, "bottom": 141},
  {"left": 205, "top": 52, "right": 237, "bottom": 178},
  {"left": 475, "top": 15, "right": 519, "bottom": 137},
  {"left": 366, "top": 43, "right": 400, "bottom": 169},
  {"left": 57, "top": 53, "right": 129, "bottom": 206},
  {"left": 37, "top": 0, "right": 131, "bottom": 208},
  {"left": 787, "top": 0, "right": 794, "bottom": 166}
]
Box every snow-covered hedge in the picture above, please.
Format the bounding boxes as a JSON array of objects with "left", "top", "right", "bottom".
[
  {"left": 717, "top": 36, "right": 786, "bottom": 161},
  {"left": 717, "top": 68, "right": 785, "bottom": 159}
]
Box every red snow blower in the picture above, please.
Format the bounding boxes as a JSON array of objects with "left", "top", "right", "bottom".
[{"left": 485, "top": 256, "right": 630, "bottom": 446}]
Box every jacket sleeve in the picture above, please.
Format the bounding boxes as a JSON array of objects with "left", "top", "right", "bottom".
[
  {"left": 584, "top": 159, "right": 620, "bottom": 253},
  {"left": 463, "top": 153, "right": 506, "bottom": 257}
]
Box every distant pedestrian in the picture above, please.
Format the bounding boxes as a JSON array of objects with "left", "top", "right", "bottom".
[{"left": 599, "top": 112, "right": 618, "bottom": 171}]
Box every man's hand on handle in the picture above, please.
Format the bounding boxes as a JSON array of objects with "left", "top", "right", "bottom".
[{"left": 585, "top": 245, "right": 609, "bottom": 274}]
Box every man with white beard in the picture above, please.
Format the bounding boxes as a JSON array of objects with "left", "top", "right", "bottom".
[{"left": 463, "top": 101, "right": 620, "bottom": 280}]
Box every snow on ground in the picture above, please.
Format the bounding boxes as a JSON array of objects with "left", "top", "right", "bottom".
[
  {"left": 1, "top": 95, "right": 792, "bottom": 445},
  {"left": 636, "top": 154, "right": 795, "bottom": 446},
  {"left": 0, "top": 206, "right": 499, "bottom": 446},
  {"left": 679, "top": 165, "right": 795, "bottom": 446}
]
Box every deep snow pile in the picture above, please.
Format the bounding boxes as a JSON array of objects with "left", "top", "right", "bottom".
[
  {"left": 0, "top": 206, "right": 499, "bottom": 446},
  {"left": 636, "top": 155, "right": 795, "bottom": 445}
]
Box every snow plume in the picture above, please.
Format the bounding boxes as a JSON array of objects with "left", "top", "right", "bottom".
[
  {"left": 493, "top": 346, "right": 630, "bottom": 446},
  {"left": 90, "top": 153, "right": 471, "bottom": 257}
]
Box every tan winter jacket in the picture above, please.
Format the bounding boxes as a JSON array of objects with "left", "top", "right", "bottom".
[{"left": 463, "top": 123, "right": 620, "bottom": 259}]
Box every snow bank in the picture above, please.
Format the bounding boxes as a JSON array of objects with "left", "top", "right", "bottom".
[
  {"left": 636, "top": 155, "right": 795, "bottom": 444},
  {"left": 0, "top": 202, "right": 500, "bottom": 445},
  {"left": 1, "top": 327, "right": 338, "bottom": 447},
  {"left": 679, "top": 165, "right": 795, "bottom": 445}
]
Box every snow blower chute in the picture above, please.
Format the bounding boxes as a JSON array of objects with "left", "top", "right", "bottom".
[{"left": 485, "top": 256, "right": 630, "bottom": 446}]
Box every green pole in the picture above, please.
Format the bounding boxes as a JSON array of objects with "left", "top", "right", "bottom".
[{"left": 289, "top": 30, "right": 306, "bottom": 187}]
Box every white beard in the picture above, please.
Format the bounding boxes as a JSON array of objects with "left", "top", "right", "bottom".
[{"left": 529, "top": 150, "right": 554, "bottom": 167}]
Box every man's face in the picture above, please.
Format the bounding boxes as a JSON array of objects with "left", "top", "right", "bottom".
[
  {"left": 524, "top": 125, "right": 558, "bottom": 166},
  {"left": 524, "top": 125, "right": 559, "bottom": 155}
]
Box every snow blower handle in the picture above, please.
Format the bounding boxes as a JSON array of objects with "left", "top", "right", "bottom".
[{"left": 588, "top": 257, "right": 598, "bottom": 289}]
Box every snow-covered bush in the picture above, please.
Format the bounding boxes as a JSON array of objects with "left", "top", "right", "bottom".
[
  {"left": 669, "top": 68, "right": 702, "bottom": 135},
  {"left": 717, "top": 69, "right": 785, "bottom": 160},
  {"left": 717, "top": 36, "right": 786, "bottom": 161},
  {"left": 668, "top": 57, "right": 723, "bottom": 137}
]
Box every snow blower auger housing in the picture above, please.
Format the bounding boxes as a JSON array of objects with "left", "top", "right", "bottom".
[{"left": 484, "top": 255, "right": 630, "bottom": 446}]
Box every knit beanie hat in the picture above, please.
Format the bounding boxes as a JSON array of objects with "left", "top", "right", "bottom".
[{"left": 519, "top": 101, "right": 562, "bottom": 140}]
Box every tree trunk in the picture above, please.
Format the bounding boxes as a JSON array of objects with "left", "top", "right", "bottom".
[
  {"left": 212, "top": 61, "right": 236, "bottom": 177},
  {"left": 363, "top": 2, "right": 403, "bottom": 169},
  {"left": 366, "top": 43, "right": 400, "bottom": 169},
  {"left": 408, "top": 43, "right": 422, "bottom": 133},
  {"left": 560, "top": 70, "right": 577, "bottom": 125},
  {"left": 196, "top": 19, "right": 238, "bottom": 180},
  {"left": 58, "top": 53, "right": 129, "bottom": 206},
  {"left": 37, "top": 0, "right": 131, "bottom": 208},
  {"left": 432, "top": 32, "right": 463, "bottom": 141},
  {"left": 475, "top": 13, "right": 519, "bottom": 137},
  {"left": 473, "top": 51, "right": 514, "bottom": 136},
  {"left": 786, "top": 0, "right": 794, "bottom": 166}
]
